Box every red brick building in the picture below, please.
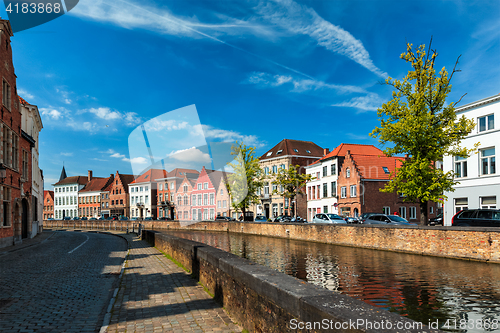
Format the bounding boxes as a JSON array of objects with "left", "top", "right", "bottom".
[
  {"left": 0, "top": 19, "right": 37, "bottom": 248},
  {"left": 337, "top": 150, "right": 438, "bottom": 224},
  {"left": 43, "top": 190, "right": 54, "bottom": 220},
  {"left": 78, "top": 174, "right": 113, "bottom": 219},
  {"left": 109, "top": 171, "right": 135, "bottom": 218}
]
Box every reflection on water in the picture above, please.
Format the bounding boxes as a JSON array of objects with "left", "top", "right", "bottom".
[{"left": 162, "top": 230, "right": 500, "bottom": 333}]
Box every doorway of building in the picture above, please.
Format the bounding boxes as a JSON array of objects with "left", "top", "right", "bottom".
[{"left": 22, "top": 198, "right": 28, "bottom": 239}]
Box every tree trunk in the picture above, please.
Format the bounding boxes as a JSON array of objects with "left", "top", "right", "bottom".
[{"left": 419, "top": 200, "right": 428, "bottom": 225}]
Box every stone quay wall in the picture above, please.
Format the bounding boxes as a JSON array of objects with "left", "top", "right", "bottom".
[
  {"left": 43, "top": 220, "right": 500, "bottom": 263},
  {"left": 143, "top": 230, "right": 442, "bottom": 333}
]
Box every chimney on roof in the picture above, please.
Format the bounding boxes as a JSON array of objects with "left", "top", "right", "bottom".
[
  {"left": 88, "top": 170, "right": 93, "bottom": 182},
  {"left": 324, "top": 148, "right": 329, "bottom": 156}
]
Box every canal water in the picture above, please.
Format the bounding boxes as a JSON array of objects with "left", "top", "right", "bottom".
[{"left": 161, "top": 230, "right": 500, "bottom": 333}]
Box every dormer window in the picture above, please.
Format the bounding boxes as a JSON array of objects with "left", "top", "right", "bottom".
[
  {"left": 276, "top": 150, "right": 283, "bottom": 155},
  {"left": 306, "top": 150, "right": 311, "bottom": 153},
  {"left": 293, "top": 149, "right": 298, "bottom": 153},
  {"left": 383, "top": 167, "right": 390, "bottom": 174},
  {"left": 266, "top": 152, "right": 273, "bottom": 157}
]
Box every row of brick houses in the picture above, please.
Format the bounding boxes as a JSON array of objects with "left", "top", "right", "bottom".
[
  {"left": 47, "top": 166, "right": 233, "bottom": 221},
  {"left": 0, "top": 19, "right": 44, "bottom": 249},
  {"left": 249, "top": 139, "right": 440, "bottom": 223}
]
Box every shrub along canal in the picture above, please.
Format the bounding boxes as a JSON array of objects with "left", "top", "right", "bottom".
[{"left": 161, "top": 230, "right": 500, "bottom": 333}]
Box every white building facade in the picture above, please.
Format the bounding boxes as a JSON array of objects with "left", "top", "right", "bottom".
[
  {"left": 305, "top": 156, "right": 339, "bottom": 221},
  {"left": 443, "top": 94, "right": 499, "bottom": 225},
  {"left": 53, "top": 178, "right": 86, "bottom": 219}
]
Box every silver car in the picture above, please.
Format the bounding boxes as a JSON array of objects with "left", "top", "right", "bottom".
[
  {"left": 311, "top": 213, "right": 347, "bottom": 224},
  {"left": 364, "top": 214, "right": 417, "bottom": 225}
]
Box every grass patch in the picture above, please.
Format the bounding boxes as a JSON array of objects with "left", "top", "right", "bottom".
[
  {"left": 198, "top": 281, "right": 214, "bottom": 298},
  {"left": 155, "top": 247, "right": 191, "bottom": 273}
]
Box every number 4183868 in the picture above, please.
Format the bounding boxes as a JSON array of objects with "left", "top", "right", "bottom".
[{"left": 6, "top": 2, "right": 62, "bottom": 14}]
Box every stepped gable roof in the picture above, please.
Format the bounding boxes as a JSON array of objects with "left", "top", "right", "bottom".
[
  {"left": 205, "top": 169, "right": 229, "bottom": 189},
  {"left": 79, "top": 176, "right": 111, "bottom": 192},
  {"left": 310, "top": 143, "right": 384, "bottom": 166},
  {"left": 349, "top": 154, "right": 405, "bottom": 180},
  {"left": 117, "top": 173, "right": 136, "bottom": 187},
  {"left": 54, "top": 176, "right": 88, "bottom": 186},
  {"left": 44, "top": 190, "right": 54, "bottom": 200},
  {"left": 131, "top": 169, "right": 167, "bottom": 184},
  {"left": 260, "top": 139, "right": 324, "bottom": 161}
]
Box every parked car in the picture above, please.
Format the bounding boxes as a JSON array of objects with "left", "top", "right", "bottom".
[
  {"left": 89, "top": 217, "right": 97, "bottom": 221},
  {"left": 144, "top": 217, "right": 153, "bottom": 221},
  {"left": 215, "top": 216, "right": 232, "bottom": 221},
  {"left": 311, "top": 213, "right": 347, "bottom": 224},
  {"left": 427, "top": 213, "right": 443, "bottom": 226},
  {"left": 344, "top": 216, "right": 360, "bottom": 224},
  {"left": 130, "top": 217, "right": 138, "bottom": 221},
  {"left": 364, "top": 214, "right": 417, "bottom": 225},
  {"left": 452, "top": 209, "right": 500, "bottom": 227},
  {"left": 72, "top": 217, "right": 79, "bottom": 220},
  {"left": 359, "top": 212, "right": 378, "bottom": 223},
  {"left": 156, "top": 216, "right": 169, "bottom": 221},
  {"left": 254, "top": 215, "right": 268, "bottom": 222},
  {"left": 80, "top": 217, "right": 88, "bottom": 221},
  {"left": 63, "top": 217, "right": 71, "bottom": 220},
  {"left": 119, "top": 216, "right": 129, "bottom": 221},
  {"left": 47, "top": 217, "right": 54, "bottom": 220},
  {"left": 273, "top": 215, "right": 292, "bottom": 223}
]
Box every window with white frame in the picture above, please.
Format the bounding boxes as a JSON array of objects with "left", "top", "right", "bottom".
[
  {"left": 197, "top": 194, "right": 202, "bottom": 206},
  {"left": 454, "top": 156, "right": 467, "bottom": 178},
  {"left": 478, "top": 114, "right": 494, "bottom": 132},
  {"left": 203, "top": 182, "right": 208, "bottom": 189},
  {"left": 480, "top": 148, "right": 495, "bottom": 175},
  {"left": 323, "top": 183, "right": 328, "bottom": 197},
  {"left": 171, "top": 182, "right": 174, "bottom": 189},
  {"left": 184, "top": 195, "right": 188, "bottom": 205},
  {"left": 223, "top": 200, "right": 227, "bottom": 208},
  {"left": 346, "top": 168, "right": 350, "bottom": 178},
  {"left": 331, "top": 182, "right": 336, "bottom": 196},
  {"left": 383, "top": 206, "right": 390, "bottom": 215},
  {"left": 410, "top": 206, "right": 417, "bottom": 219},
  {"left": 430, "top": 206, "right": 434, "bottom": 214},
  {"left": 454, "top": 197, "right": 468, "bottom": 213},
  {"left": 399, "top": 206, "right": 407, "bottom": 219},
  {"left": 203, "top": 194, "right": 208, "bottom": 205},
  {"left": 272, "top": 165, "right": 278, "bottom": 174},
  {"left": 340, "top": 186, "right": 347, "bottom": 198},
  {"left": 264, "top": 167, "right": 269, "bottom": 175},
  {"left": 217, "top": 200, "right": 221, "bottom": 208},
  {"left": 331, "top": 164, "right": 336, "bottom": 176},
  {"left": 210, "top": 193, "right": 214, "bottom": 205},
  {"left": 192, "top": 194, "right": 196, "bottom": 206},
  {"left": 350, "top": 185, "right": 356, "bottom": 197},
  {"left": 197, "top": 183, "right": 201, "bottom": 190},
  {"left": 159, "top": 183, "right": 163, "bottom": 191},
  {"left": 480, "top": 196, "right": 496, "bottom": 209},
  {"left": 323, "top": 166, "right": 327, "bottom": 177},
  {"left": 184, "top": 184, "right": 189, "bottom": 192}
]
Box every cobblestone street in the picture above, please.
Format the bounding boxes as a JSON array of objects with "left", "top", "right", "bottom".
[{"left": 0, "top": 231, "right": 127, "bottom": 333}]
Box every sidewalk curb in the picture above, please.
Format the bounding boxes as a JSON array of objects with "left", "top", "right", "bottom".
[
  {"left": 0, "top": 231, "right": 56, "bottom": 256},
  {"left": 98, "top": 232, "right": 135, "bottom": 333}
]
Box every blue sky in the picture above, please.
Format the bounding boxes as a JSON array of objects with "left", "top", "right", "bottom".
[{"left": 2, "top": 0, "right": 498, "bottom": 189}]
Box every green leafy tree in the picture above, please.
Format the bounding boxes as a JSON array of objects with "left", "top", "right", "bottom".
[
  {"left": 226, "top": 142, "right": 265, "bottom": 219},
  {"left": 370, "top": 40, "right": 477, "bottom": 224},
  {"left": 272, "top": 165, "right": 313, "bottom": 217}
]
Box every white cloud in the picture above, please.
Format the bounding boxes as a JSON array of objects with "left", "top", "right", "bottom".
[
  {"left": 168, "top": 147, "right": 211, "bottom": 163},
  {"left": 246, "top": 72, "right": 366, "bottom": 94},
  {"left": 60, "top": 152, "right": 73, "bottom": 157},
  {"left": 108, "top": 149, "right": 148, "bottom": 165},
  {"left": 18, "top": 88, "right": 35, "bottom": 101},
  {"left": 124, "top": 157, "right": 148, "bottom": 165},
  {"left": 111, "top": 152, "right": 126, "bottom": 159},
  {"left": 88, "top": 107, "right": 122, "bottom": 120},
  {"left": 197, "top": 124, "right": 263, "bottom": 147},
  {"left": 124, "top": 112, "right": 142, "bottom": 126},
  {"left": 143, "top": 119, "right": 189, "bottom": 132},
  {"left": 40, "top": 108, "right": 64, "bottom": 120},
  {"left": 331, "top": 93, "right": 385, "bottom": 112},
  {"left": 256, "top": 0, "right": 387, "bottom": 78}
]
